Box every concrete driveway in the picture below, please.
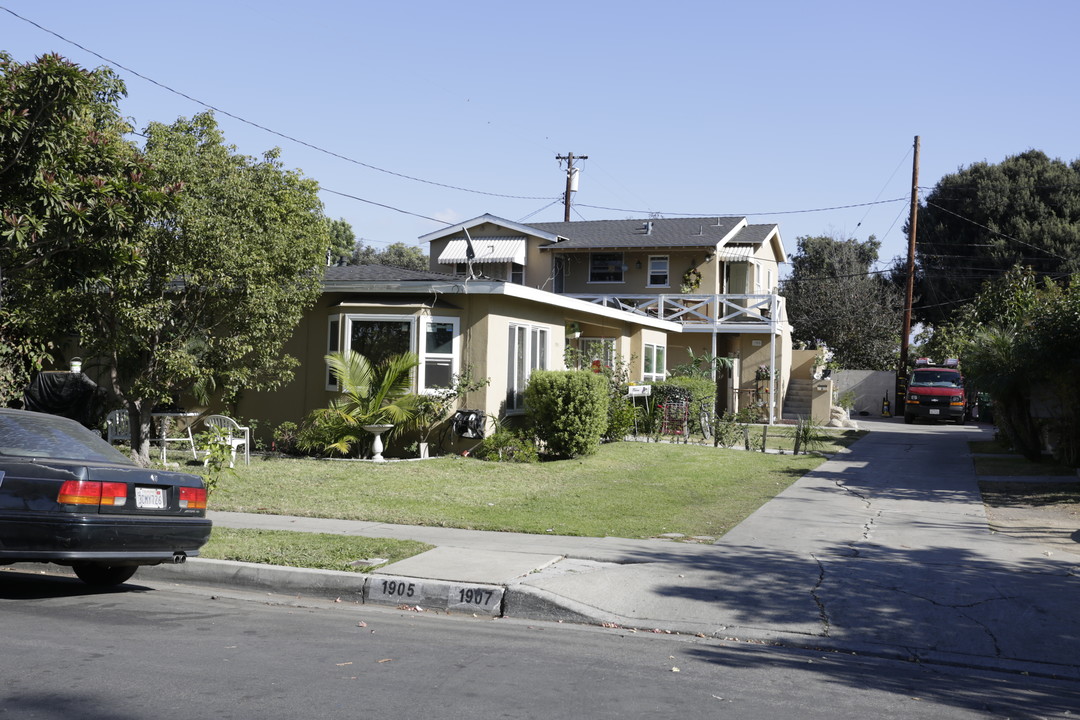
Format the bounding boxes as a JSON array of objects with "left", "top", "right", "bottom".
[{"left": 514, "top": 418, "right": 1080, "bottom": 677}]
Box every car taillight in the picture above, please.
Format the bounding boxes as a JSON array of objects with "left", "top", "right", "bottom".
[
  {"left": 58, "top": 480, "right": 102, "bottom": 505},
  {"left": 100, "top": 482, "right": 128, "bottom": 506},
  {"left": 58, "top": 481, "right": 128, "bottom": 506},
  {"left": 179, "top": 486, "right": 207, "bottom": 510}
]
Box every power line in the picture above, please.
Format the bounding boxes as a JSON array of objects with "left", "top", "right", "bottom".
[
  {"left": 320, "top": 188, "right": 450, "bottom": 226},
  {"left": 576, "top": 197, "right": 907, "bottom": 218},
  {"left": 0, "top": 5, "right": 558, "bottom": 202},
  {"left": 922, "top": 201, "right": 1069, "bottom": 260}
]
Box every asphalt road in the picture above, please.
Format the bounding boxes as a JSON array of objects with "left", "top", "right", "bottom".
[{"left": 2, "top": 569, "right": 1077, "bottom": 719}]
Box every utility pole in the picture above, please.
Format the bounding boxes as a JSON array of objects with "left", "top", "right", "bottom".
[
  {"left": 556, "top": 152, "right": 587, "bottom": 222},
  {"left": 898, "top": 135, "right": 920, "bottom": 404}
]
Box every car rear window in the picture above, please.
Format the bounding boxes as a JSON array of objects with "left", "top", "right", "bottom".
[{"left": 0, "top": 411, "right": 133, "bottom": 464}]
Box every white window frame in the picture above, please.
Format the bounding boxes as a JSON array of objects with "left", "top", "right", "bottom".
[
  {"left": 646, "top": 255, "right": 669, "bottom": 288},
  {"left": 507, "top": 323, "right": 549, "bottom": 413},
  {"left": 588, "top": 252, "right": 624, "bottom": 284},
  {"left": 419, "top": 316, "right": 460, "bottom": 394},
  {"left": 510, "top": 262, "right": 525, "bottom": 285},
  {"left": 326, "top": 316, "right": 341, "bottom": 391},
  {"left": 643, "top": 343, "right": 666, "bottom": 383},
  {"left": 340, "top": 314, "right": 417, "bottom": 393},
  {"left": 578, "top": 337, "right": 616, "bottom": 369}
]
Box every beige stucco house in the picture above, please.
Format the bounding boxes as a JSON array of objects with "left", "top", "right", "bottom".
[
  {"left": 237, "top": 263, "right": 681, "bottom": 446},
  {"left": 423, "top": 214, "right": 792, "bottom": 417},
  {"left": 236, "top": 213, "right": 794, "bottom": 448}
]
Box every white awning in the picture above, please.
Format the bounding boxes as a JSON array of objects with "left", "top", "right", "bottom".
[
  {"left": 714, "top": 245, "right": 755, "bottom": 261},
  {"left": 438, "top": 237, "right": 527, "bottom": 265}
]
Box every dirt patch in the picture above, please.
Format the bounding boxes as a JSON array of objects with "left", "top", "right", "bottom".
[{"left": 978, "top": 481, "right": 1080, "bottom": 557}]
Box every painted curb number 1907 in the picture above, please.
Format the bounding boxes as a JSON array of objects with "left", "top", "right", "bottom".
[{"left": 458, "top": 587, "right": 494, "bottom": 605}]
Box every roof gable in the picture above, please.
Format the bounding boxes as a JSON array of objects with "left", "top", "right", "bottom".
[{"left": 419, "top": 213, "right": 562, "bottom": 244}]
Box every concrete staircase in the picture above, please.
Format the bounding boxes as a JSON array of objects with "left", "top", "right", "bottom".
[{"left": 782, "top": 378, "right": 813, "bottom": 422}]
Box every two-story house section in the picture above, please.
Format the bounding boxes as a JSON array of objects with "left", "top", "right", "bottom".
[{"left": 422, "top": 214, "right": 792, "bottom": 421}]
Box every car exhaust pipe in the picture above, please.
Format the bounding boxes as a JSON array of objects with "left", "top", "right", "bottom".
[{"left": 172, "top": 552, "right": 187, "bottom": 564}]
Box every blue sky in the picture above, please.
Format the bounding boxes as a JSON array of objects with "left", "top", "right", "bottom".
[{"left": 3, "top": 1, "right": 1077, "bottom": 271}]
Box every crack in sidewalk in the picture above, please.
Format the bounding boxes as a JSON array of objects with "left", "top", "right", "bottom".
[{"left": 810, "top": 553, "right": 831, "bottom": 637}]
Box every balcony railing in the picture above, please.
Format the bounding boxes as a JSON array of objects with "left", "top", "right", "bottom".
[{"left": 564, "top": 293, "right": 785, "bottom": 331}]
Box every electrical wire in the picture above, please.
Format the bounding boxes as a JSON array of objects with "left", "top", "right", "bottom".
[
  {"left": 320, "top": 188, "right": 451, "bottom": 225},
  {"left": 855, "top": 146, "right": 912, "bottom": 232},
  {"left": 0, "top": 5, "right": 558, "bottom": 202},
  {"left": 517, "top": 199, "right": 562, "bottom": 222},
  {"left": 576, "top": 197, "right": 907, "bottom": 217},
  {"left": 922, "top": 201, "right": 1069, "bottom": 260}
]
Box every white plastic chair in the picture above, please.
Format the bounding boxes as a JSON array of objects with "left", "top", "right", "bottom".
[
  {"left": 202, "top": 415, "right": 250, "bottom": 467},
  {"left": 106, "top": 409, "right": 131, "bottom": 445}
]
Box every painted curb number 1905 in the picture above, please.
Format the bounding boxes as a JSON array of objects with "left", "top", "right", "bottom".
[{"left": 381, "top": 580, "right": 415, "bottom": 597}]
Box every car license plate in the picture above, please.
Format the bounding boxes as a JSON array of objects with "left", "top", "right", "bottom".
[
  {"left": 929, "top": 409, "right": 940, "bottom": 415},
  {"left": 136, "top": 487, "right": 165, "bottom": 509}
]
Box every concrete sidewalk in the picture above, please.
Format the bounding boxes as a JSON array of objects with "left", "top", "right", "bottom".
[{"left": 147, "top": 418, "right": 1080, "bottom": 680}]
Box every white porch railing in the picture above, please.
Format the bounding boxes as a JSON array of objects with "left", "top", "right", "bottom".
[{"left": 564, "top": 293, "right": 785, "bottom": 332}]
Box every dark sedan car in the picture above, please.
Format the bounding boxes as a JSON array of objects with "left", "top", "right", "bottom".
[{"left": 0, "top": 408, "right": 212, "bottom": 586}]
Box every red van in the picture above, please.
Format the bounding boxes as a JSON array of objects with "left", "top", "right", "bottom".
[{"left": 904, "top": 358, "right": 967, "bottom": 425}]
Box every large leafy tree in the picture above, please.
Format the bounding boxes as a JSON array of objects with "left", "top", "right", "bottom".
[
  {"left": 78, "top": 111, "right": 329, "bottom": 461},
  {"left": 0, "top": 53, "right": 170, "bottom": 403},
  {"left": 913, "top": 150, "right": 1080, "bottom": 326},
  {"left": 351, "top": 240, "right": 428, "bottom": 270},
  {"left": 945, "top": 266, "right": 1080, "bottom": 463},
  {"left": 780, "top": 234, "right": 903, "bottom": 370}
]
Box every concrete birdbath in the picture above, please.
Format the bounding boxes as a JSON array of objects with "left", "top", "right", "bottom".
[{"left": 362, "top": 424, "right": 394, "bottom": 462}]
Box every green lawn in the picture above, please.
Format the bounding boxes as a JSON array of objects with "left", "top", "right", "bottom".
[
  {"left": 206, "top": 440, "right": 844, "bottom": 539},
  {"left": 200, "top": 527, "right": 432, "bottom": 573}
]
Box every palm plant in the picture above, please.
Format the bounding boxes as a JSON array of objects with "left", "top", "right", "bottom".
[{"left": 299, "top": 350, "right": 420, "bottom": 457}]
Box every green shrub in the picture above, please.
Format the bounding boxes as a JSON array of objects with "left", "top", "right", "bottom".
[
  {"left": 525, "top": 370, "right": 609, "bottom": 459},
  {"left": 272, "top": 421, "right": 301, "bottom": 455},
  {"left": 472, "top": 427, "right": 539, "bottom": 463},
  {"left": 713, "top": 412, "right": 744, "bottom": 448},
  {"left": 605, "top": 396, "right": 637, "bottom": 442}
]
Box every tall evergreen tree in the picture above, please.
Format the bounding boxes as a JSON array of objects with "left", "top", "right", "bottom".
[
  {"left": 780, "top": 234, "right": 903, "bottom": 370},
  {"left": 912, "top": 150, "right": 1080, "bottom": 326}
]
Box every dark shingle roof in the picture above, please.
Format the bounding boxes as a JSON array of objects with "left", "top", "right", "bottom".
[
  {"left": 735, "top": 224, "right": 778, "bottom": 245},
  {"left": 528, "top": 217, "right": 747, "bottom": 250},
  {"left": 322, "top": 264, "right": 457, "bottom": 283}
]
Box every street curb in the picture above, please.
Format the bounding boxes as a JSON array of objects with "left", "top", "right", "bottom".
[
  {"left": 141, "top": 559, "right": 504, "bottom": 616},
  {"left": 132, "top": 560, "right": 1080, "bottom": 681}
]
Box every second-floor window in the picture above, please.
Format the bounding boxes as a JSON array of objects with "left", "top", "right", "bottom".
[
  {"left": 590, "top": 253, "right": 624, "bottom": 283},
  {"left": 647, "top": 256, "right": 669, "bottom": 287}
]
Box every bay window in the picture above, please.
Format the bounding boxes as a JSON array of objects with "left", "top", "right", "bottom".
[{"left": 330, "top": 314, "right": 460, "bottom": 394}]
